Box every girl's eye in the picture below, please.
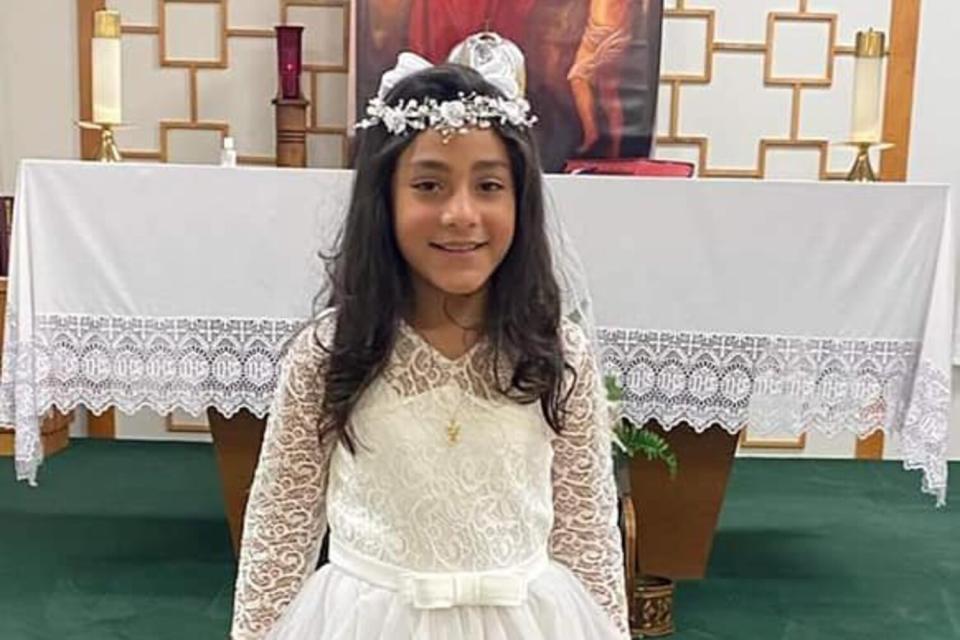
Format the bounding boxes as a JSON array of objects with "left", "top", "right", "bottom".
[
  {"left": 412, "top": 180, "right": 442, "bottom": 194},
  {"left": 479, "top": 180, "right": 505, "bottom": 192}
]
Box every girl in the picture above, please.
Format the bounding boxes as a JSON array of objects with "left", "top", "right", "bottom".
[{"left": 230, "top": 56, "right": 628, "bottom": 640}]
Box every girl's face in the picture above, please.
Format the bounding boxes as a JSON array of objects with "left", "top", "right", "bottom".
[{"left": 392, "top": 128, "right": 516, "bottom": 307}]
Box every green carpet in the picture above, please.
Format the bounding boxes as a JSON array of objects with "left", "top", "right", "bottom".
[
  {"left": 674, "top": 459, "right": 960, "bottom": 640},
  {"left": 0, "top": 440, "right": 957, "bottom": 639},
  {"left": 0, "top": 440, "right": 234, "bottom": 640}
]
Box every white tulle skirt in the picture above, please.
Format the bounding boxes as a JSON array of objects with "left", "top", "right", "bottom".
[{"left": 265, "top": 561, "right": 624, "bottom": 640}]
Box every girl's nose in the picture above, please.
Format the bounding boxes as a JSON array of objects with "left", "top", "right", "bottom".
[{"left": 440, "top": 186, "right": 479, "bottom": 228}]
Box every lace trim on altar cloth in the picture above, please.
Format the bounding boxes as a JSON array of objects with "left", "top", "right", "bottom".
[
  {"left": 1, "top": 314, "right": 305, "bottom": 417},
  {"left": 0, "top": 314, "right": 306, "bottom": 483},
  {"left": 597, "top": 328, "right": 950, "bottom": 505},
  {"left": 0, "top": 315, "right": 950, "bottom": 503},
  {"left": 900, "top": 359, "right": 951, "bottom": 505}
]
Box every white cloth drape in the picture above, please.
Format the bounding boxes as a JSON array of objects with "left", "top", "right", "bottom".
[{"left": 0, "top": 160, "right": 953, "bottom": 503}]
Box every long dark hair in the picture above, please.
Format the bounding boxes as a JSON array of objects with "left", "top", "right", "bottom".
[{"left": 314, "top": 63, "right": 571, "bottom": 451}]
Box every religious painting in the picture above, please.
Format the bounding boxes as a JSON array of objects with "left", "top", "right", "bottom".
[{"left": 356, "top": 0, "right": 664, "bottom": 172}]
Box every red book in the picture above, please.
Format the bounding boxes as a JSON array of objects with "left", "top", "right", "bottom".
[{"left": 563, "top": 158, "right": 695, "bottom": 178}]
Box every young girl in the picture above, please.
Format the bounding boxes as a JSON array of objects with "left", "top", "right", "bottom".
[{"left": 230, "top": 56, "right": 629, "bottom": 640}]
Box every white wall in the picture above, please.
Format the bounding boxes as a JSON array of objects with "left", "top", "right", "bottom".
[
  {"left": 0, "top": 0, "right": 80, "bottom": 194},
  {"left": 909, "top": 0, "right": 960, "bottom": 462},
  {"left": 0, "top": 19, "right": 9, "bottom": 192},
  {"left": 910, "top": 2, "right": 960, "bottom": 190}
]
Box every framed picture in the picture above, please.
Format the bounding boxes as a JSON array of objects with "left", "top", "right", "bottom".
[{"left": 356, "top": 0, "right": 664, "bottom": 171}]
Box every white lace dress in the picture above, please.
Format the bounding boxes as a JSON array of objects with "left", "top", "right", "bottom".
[{"left": 230, "top": 311, "right": 629, "bottom": 640}]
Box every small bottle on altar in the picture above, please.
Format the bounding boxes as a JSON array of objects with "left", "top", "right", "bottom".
[{"left": 221, "top": 136, "right": 237, "bottom": 167}]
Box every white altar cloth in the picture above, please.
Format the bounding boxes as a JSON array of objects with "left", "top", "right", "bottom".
[{"left": 1, "top": 160, "right": 953, "bottom": 503}]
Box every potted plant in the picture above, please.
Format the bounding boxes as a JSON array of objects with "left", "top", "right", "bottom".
[{"left": 605, "top": 375, "right": 677, "bottom": 638}]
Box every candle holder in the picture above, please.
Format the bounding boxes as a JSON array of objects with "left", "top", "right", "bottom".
[
  {"left": 76, "top": 121, "right": 126, "bottom": 162},
  {"left": 840, "top": 141, "right": 893, "bottom": 182},
  {"left": 275, "top": 25, "right": 305, "bottom": 100}
]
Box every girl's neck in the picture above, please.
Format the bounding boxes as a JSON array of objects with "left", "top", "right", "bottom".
[{"left": 406, "top": 282, "right": 488, "bottom": 360}]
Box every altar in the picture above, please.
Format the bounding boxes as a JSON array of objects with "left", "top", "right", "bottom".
[{"left": 0, "top": 160, "right": 953, "bottom": 576}]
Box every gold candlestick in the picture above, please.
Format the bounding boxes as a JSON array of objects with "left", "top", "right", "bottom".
[
  {"left": 848, "top": 141, "right": 878, "bottom": 182},
  {"left": 841, "top": 141, "right": 893, "bottom": 182},
  {"left": 97, "top": 124, "right": 122, "bottom": 162},
  {"left": 76, "top": 121, "right": 126, "bottom": 162}
]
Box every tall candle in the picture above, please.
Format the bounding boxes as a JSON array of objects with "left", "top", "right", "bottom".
[
  {"left": 850, "top": 29, "right": 884, "bottom": 143},
  {"left": 92, "top": 10, "right": 122, "bottom": 125}
]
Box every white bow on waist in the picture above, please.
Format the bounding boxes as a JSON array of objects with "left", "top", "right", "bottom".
[{"left": 400, "top": 569, "right": 528, "bottom": 609}]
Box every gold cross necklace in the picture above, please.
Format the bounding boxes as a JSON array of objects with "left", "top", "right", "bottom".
[
  {"left": 443, "top": 378, "right": 469, "bottom": 445},
  {"left": 405, "top": 317, "right": 479, "bottom": 446},
  {"left": 445, "top": 417, "right": 461, "bottom": 445}
]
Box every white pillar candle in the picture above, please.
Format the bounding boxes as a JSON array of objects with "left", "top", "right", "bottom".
[
  {"left": 850, "top": 29, "right": 885, "bottom": 143},
  {"left": 92, "top": 10, "right": 122, "bottom": 125}
]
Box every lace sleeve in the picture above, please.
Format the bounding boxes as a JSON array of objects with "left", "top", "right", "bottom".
[
  {"left": 230, "top": 317, "right": 337, "bottom": 640},
  {"left": 549, "top": 322, "right": 629, "bottom": 639}
]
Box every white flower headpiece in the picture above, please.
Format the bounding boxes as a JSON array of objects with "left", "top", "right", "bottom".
[{"left": 355, "top": 49, "right": 537, "bottom": 140}]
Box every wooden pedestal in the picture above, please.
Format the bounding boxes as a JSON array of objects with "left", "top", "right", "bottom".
[
  {"left": 274, "top": 97, "right": 309, "bottom": 168},
  {"left": 208, "top": 408, "right": 267, "bottom": 555},
  {"left": 630, "top": 420, "right": 738, "bottom": 579}
]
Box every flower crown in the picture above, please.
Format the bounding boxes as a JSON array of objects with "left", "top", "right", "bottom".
[
  {"left": 355, "top": 47, "right": 537, "bottom": 140},
  {"left": 356, "top": 92, "right": 537, "bottom": 140}
]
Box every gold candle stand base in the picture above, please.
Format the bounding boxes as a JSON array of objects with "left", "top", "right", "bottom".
[
  {"left": 76, "top": 121, "right": 126, "bottom": 162},
  {"left": 841, "top": 141, "right": 894, "bottom": 182}
]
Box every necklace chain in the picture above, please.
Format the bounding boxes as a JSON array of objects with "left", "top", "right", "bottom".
[
  {"left": 405, "top": 320, "right": 479, "bottom": 445},
  {"left": 443, "top": 373, "right": 469, "bottom": 445}
]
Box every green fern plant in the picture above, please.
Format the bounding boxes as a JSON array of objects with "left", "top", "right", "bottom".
[{"left": 605, "top": 375, "right": 677, "bottom": 478}]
